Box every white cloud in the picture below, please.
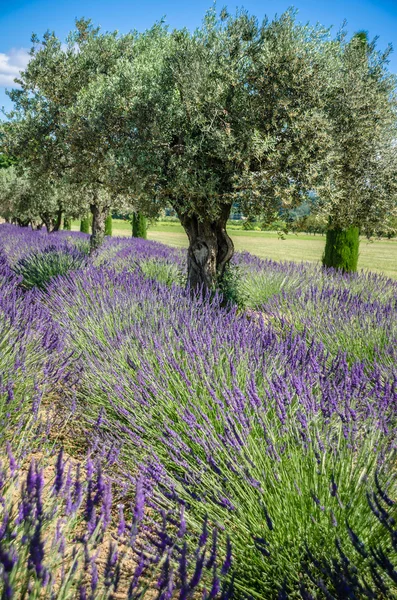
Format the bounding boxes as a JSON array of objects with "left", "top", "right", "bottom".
[{"left": 0, "top": 48, "right": 30, "bottom": 88}]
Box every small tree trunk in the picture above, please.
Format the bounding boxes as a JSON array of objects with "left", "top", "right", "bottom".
[
  {"left": 50, "top": 208, "right": 63, "bottom": 233},
  {"left": 178, "top": 204, "right": 234, "bottom": 291},
  {"left": 132, "top": 212, "right": 147, "bottom": 239},
  {"left": 322, "top": 226, "right": 360, "bottom": 272},
  {"left": 105, "top": 214, "right": 112, "bottom": 236},
  {"left": 40, "top": 213, "right": 52, "bottom": 232},
  {"left": 90, "top": 203, "right": 108, "bottom": 254}
]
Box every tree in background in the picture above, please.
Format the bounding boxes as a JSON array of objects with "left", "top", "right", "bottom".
[
  {"left": 63, "top": 217, "right": 72, "bottom": 230},
  {"left": 0, "top": 154, "right": 18, "bottom": 222},
  {"left": 321, "top": 31, "right": 397, "bottom": 271},
  {"left": 0, "top": 166, "right": 91, "bottom": 231},
  {"left": 0, "top": 167, "right": 30, "bottom": 225},
  {"left": 80, "top": 216, "right": 91, "bottom": 234},
  {"left": 323, "top": 226, "right": 359, "bottom": 271},
  {"left": 132, "top": 212, "right": 147, "bottom": 239},
  {"left": 2, "top": 19, "right": 133, "bottom": 252}
]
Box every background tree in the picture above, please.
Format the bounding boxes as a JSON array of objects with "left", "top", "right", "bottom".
[
  {"left": 0, "top": 166, "right": 29, "bottom": 224},
  {"left": 132, "top": 212, "right": 147, "bottom": 239},
  {"left": 0, "top": 167, "right": 89, "bottom": 230},
  {"left": 321, "top": 31, "right": 397, "bottom": 271},
  {"left": 80, "top": 216, "right": 91, "bottom": 234},
  {"left": 2, "top": 19, "right": 134, "bottom": 252}
]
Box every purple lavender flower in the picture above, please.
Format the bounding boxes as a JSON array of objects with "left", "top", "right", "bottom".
[
  {"left": 28, "top": 521, "right": 45, "bottom": 580},
  {"left": 221, "top": 536, "right": 232, "bottom": 575},
  {"left": 6, "top": 443, "right": 17, "bottom": 476},
  {"left": 133, "top": 476, "right": 145, "bottom": 525},
  {"left": 79, "top": 585, "right": 87, "bottom": 600},
  {"left": 206, "top": 528, "right": 218, "bottom": 569},
  {"left": 53, "top": 448, "right": 64, "bottom": 495},
  {"left": 128, "top": 553, "right": 146, "bottom": 597},
  {"left": 118, "top": 503, "right": 126, "bottom": 536}
]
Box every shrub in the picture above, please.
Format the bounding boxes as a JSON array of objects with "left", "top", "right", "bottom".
[
  {"left": 80, "top": 216, "right": 91, "bottom": 234},
  {"left": 260, "top": 219, "right": 288, "bottom": 232},
  {"left": 139, "top": 257, "right": 185, "bottom": 286},
  {"left": 132, "top": 213, "right": 147, "bottom": 239},
  {"left": 218, "top": 263, "right": 247, "bottom": 307},
  {"left": 322, "top": 226, "right": 360, "bottom": 272},
  {"left": 264, "top": 282, "right": 397, "bottom": 365},
  {"left": 242, "top": 218, "right": 256, "bottom": 231},
  {"left": 0, "top": 448, "right": 228, "bottom": 599},
  {"left": 13, "top": 245, "right": 88, "bottom": 290},
  {"left": 302, "top": 474, "right": 397, "bottom": 598}
]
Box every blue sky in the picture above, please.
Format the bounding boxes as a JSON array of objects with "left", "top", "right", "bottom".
[{"left": 1, "top": 0, "right": 397, "bottom": 113}]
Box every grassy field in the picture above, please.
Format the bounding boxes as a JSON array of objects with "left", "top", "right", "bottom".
[{"left": 72, "top": 219, "right": 397, "bottom": 279}]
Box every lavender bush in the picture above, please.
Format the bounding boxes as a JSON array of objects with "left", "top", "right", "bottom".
[
  {"left": 301, "top": 472, "right": 397, "bottom": 598},
  {"left": 93, "top": 236, "right": 186, "bottom": 285},
  {"left": 0, "top": 224, "right": 89, "bottom": 267},
  {"left": 13, "top": 244, "right": 88, "bottom": 290},
  {"left": 0, "top": 253, "right": 59, "bottom": 443},
  {"left": 264, "top": 283, "right": 397, "bottom": 365}
]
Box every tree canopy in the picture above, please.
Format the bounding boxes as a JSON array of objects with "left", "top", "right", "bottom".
[
  {"left": 319, "top": 30, "right": 397, "bottom": 236},
  {"left": 1, "top": 9, "right": 396, "bottom": 282}
]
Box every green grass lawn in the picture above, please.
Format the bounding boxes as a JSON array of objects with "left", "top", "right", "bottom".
[{"left": 72, "top": 219, "right": 397, "bottom": 279}]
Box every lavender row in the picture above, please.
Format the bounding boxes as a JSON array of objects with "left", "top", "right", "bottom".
[
  {"left": 1, "top": 224, "right": 397, "bottom": 597},
  {"left": 0, "top": 253, "right": 62, "bottom": 443},
  {"left": 0, "top": 226, "right": 231, "bottom": 598},
  {"left": 42, "top": 265, "right": 397, "bottom": 596}
]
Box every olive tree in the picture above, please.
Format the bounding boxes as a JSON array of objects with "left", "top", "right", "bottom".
[
  {"left": 0, "top": 167, "right": 58, "bottom": 227},
  {"left": 0, "top": 167, "right": 29, "bottom": 224},
  {"left": 320, "top": 31, "right": 397, "bottom": 271},
  {"left": 2, "top": 19, "right": 134, "bottom": 251},
  {"left": 72, "top": 10, "right": 335, "bottom": 289},
  {"left": 0, "top": 166, "right": 89, "bottom": 230}
]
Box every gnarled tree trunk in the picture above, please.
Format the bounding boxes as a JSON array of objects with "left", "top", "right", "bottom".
[
  {"left": 40, "top": 208, "right": 62, "bottom": 233},
  {"left": 178, "top": 204, "right": 234, "bottom": 291},
  {"left": 90, "top": 203, "right": 108, "bottom": 254},
  {"left": 52, "top": 207, "right": 63, "bottom": 232},
  {"left": 48, "top": 207, "right": 63, "bottom": 233}
]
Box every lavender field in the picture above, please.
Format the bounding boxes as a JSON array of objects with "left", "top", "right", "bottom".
[{"left": 1, "top": 223, "right": 397, "bottom": 599}]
